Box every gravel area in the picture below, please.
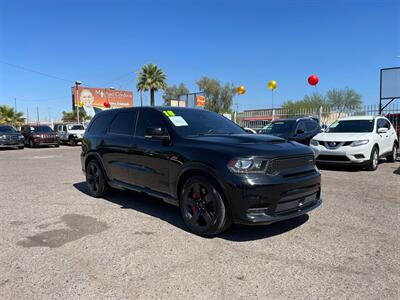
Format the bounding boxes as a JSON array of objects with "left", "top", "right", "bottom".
[{"left": 0, "top": 146, "right": 399, "bottom": 299}]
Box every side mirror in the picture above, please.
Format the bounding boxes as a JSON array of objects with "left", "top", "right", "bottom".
[
  {"left": 378, "top": 127, "right": 388, "bottom": 134},
  {"left": 145, "top": 127, "right": 170, "bottom": 140}
]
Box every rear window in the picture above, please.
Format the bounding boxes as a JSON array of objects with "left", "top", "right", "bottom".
[{"left": 87, "top": 114, "right": 114, "bottom": 134}]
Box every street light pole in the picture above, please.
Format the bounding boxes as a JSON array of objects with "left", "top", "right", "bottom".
[{"left": 75, "top": 81, "right": 82, "bottom": 123}]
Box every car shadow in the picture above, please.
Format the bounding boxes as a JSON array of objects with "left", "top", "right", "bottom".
[{"left": 73, "top": 182, "right": 309, "bottom": 242}]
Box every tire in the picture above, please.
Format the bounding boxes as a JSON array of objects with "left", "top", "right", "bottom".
[
  {"left": 69, "top": 136, "right": 76, "bottom": 146},
  {"left": 29, "top": 139, "right": 36, "bottom": 148},
  {"left": 55, "top": 143, "right": 60, "bottom": 148},
  {"left": 366, "top": 146, "right": 379, "bottom": 171},
  {"left": 387, "top": 144, "right": 398, "bottom": 163},
  {"left": 179, "top": 176, "right": 232, "bottom": 236},
  {"left": 18, "top": 146, "right": 24, "bottom": 150},
  {"left": 85, "top": 159, "right": 111, "bottom": 198}
]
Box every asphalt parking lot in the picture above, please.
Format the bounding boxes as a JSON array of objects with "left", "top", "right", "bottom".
[{"left": 0, "top": 146, "right": 399, "bottom": 299}]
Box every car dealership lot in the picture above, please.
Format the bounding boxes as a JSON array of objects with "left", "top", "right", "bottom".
[{"left": 0, "top": 147, "right": 399, "bottom": 299}]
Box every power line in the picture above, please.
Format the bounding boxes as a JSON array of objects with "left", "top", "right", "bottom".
[
  {"left": 102, "top": 70, "right": 136, "bottom": 86},
  {"left": 0, "top": 59, "right": 74, "bottom": 83}
]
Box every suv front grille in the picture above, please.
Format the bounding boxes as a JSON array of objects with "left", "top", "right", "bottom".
[{"left": 266, "top": 155, "right": 315, "bottom": 175}]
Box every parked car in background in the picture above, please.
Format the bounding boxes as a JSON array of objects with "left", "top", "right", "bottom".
[
  {"left": 21, "top": 125, "right": 60, "bottom": 148},
  {"left": 310, "top": 116, "right": 398, "bottom": 170},
  {"left": 54, "top": 123, "right": 85, "bottom": 145},
  {"left": 258, "top": 118, "right": 321, "bottom": 145},
  {"left": 386, "top": 113, "right": 400, "bottom": 141},
  {"left": 0, "top": 125, "right": 24, "bottom": 149},
  {"left": 244, "top": 127, "right": 257, "bottom": 134},
  {"left": 81, "top": 107, "right": 321, "bottom": 236}
]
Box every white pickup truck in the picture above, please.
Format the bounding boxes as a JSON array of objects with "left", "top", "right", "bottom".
[{"left": 54, "top": 123, "right": 85, "bottom": 146}]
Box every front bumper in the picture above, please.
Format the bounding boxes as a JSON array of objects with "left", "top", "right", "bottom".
[
  {"left": 310, "top": 143, "right": 372, "bottom": 164},
  {"left": 33, "top": 138, "right": 60, "bottom": 146},
  {"left": 224, "top": 170, "right": 322, "bottom": 225},
  {"left": 0, "top": 139, "right": 24, "bottom": 147}
]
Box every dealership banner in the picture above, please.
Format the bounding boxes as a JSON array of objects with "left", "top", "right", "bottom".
[{"left": 73, "top": 86, "right": 133, "bottom": 117}]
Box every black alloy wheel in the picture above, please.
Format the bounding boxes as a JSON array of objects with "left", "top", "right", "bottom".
[
  {"left": 86, "top": 159, "right": 110, "bottom": 197},
  {"left": 180, "top": 176, "right": 231, "bottom": 236},
  {"left": 69, "top": 136, "right": 76, "bottom": 146}
]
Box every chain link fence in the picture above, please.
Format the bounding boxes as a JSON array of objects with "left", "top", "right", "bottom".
[{"left": 237, "top": 103, "right": 400, "bottom": 132}]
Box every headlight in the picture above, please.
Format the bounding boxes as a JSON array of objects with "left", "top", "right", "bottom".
[
  {"left": 227, "top": 158, "right": 267, "bottom": 174},
  {"left": 350, "top": 140, "right": 369, "bottom": 147},
  {"left": 0, "top": 135, "right": 6, "bottom": 139},
  {"left": 310, "top": 139, "right": 319, "bottom": 146},
  {"left": 19, "top": 135, "right": 24, "bottom": 139}
]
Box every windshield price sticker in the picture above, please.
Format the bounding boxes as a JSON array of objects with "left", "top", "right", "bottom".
[{"left": 169, "top": 116, "right": 188, "bottom": 127}]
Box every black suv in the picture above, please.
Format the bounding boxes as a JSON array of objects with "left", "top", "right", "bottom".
[
  {"left": 81, "top": 107, "right": 321, "bottom": 236},
  {"left": 0, "top": 125, "right": 25, "bottom": 149},
  {"left": 259, "top": 118, "right": 321, "bottom": 145}
]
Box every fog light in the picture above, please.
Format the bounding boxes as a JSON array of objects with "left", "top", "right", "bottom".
[
  {"left": 247, "top": 207, "right": 269, "bottom": 216},
  {"left": 354, "top": 154, "right": 365, "bottom": 159}
]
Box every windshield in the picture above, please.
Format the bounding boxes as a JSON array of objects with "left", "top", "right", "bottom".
[
  {"left": 68, "top": 125, "right": 84, "bottom": 130},
  {"left": 259, "top": 121, "right": 296, "bottom": 134},
  {"left": 0, "top": 126, "right": 17, "bottom": 133},
  {"left": 32, "top": 126, "right": 53, "bottom": 133},
  {"left": 326, "top": 120, "right": 374, "bottom": 133},
  {"left": 162, "top": 109, "right": 245, "bottom": 137}
]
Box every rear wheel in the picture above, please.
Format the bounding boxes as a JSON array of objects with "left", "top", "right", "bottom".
[
  {"left": 69, "top": 136, "right": 76, "bottom": 146},
  {"left": 85, "top": 159, "right": 111, "bottom": 197},
  {"left": 387, "top": 144, "right": 398, "bottom": 163},
  {"left": 18, "top": 146, "right": 24, "bottom": 150},
  {"left": 179, "top": 176, "right": 231, "bottom": 236},
  {"left": 366, "top": 147, "right": 379, "bottom": 171}
]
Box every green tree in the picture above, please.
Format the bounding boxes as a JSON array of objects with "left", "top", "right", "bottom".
[
  {"left": 282, "top": 93, "right": 328, "bottom": 115},
  {"left": 0, "top": 105, "right": 24, "bottom": 126},
  {"left": 162, "top": 83, "right": 189, "bottom": 105},
  {"left": 196, "top": 76, "right": 236, "bottom": 113},
  {"left": 136, "top": 64, "right": 167, "bottom": 107},
  {"left": 326, "top": 88, "right": 362, "bottom": 112},
  {"left": 61, "top": 110, "right": 91, "bottom": 122}
]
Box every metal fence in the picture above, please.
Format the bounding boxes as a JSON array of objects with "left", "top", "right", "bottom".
[{"left": 237, "top": 103, "right": 400, "bottom": 131}]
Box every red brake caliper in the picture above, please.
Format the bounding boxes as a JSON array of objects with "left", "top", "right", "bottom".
[{"left": 191, "top": 193, "right": 200, "bottom": 215}]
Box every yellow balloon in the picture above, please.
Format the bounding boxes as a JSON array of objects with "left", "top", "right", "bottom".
[
  {"left": 268, "top": 80, "right": 278, "bottom": 90},
  {"left": 237, "top": 85, "right": 246, "bottom": 95},
  {"left": 78, "top": 101, "right": 84, "bottom": 107}
]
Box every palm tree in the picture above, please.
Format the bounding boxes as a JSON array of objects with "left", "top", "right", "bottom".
[
  {"left": 0, "top": 105, "right": 24, "bottom": 126},
  {"left": 136, "top": 64, "right": 167, "bottom": 106}
]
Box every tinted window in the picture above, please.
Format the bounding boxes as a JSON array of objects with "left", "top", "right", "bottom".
[
  {"left": 109, "top": 111, "right": 137, "bottom": 135},
  {"left": 0, "top": 126, "right": 17, "bottom": 133},
  {"left": 295, "top": 121, "right": 306, "bottom": 133},
  {"left": 305, "top": 120, "right": 319, "bottom": 132},
  {"left": 377, "top": 119, "right": 390, "bottom": 129},
  {"left": 327, "top": 120, "right": 374, "bottom": 133},
  {"left": 88, "top": 113, "right": 114, "bottom": 134},
  {"left": 260, "top": 120, "right": 296, "bottom": 134},
  {"left": 136, "top": 110, "right": 166, "bottom": 137},
  {"left": 31, "top": 126, "right": 53, "bottom": 133}
]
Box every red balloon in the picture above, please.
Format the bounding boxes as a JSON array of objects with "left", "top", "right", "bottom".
[
  {"left": 308, "top": 75, "right": 319, "bottom": 86},
  {"left": 103, "top": 101, "right": 111, "bottom": 108}
]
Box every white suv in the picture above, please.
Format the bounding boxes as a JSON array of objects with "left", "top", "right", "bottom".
[
  {"left": 310, "top": 116, "right": 398, "bottom": 171},
  {"left": 54, "top": 123, "right": 85, "bottom": 146}
]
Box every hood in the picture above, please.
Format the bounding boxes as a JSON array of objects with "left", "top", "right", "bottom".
[
  {"left": 314, "top": 132, "right": 371, "bottom": 142},
  {"left": 267, "top": 132, "right": 292, "bottom": 139},
  {"left": 186, "top": 134, "right": 313, "bottom": 157},
  {"left": 0, "top": 132, "right": 22, "bottom": 137}
]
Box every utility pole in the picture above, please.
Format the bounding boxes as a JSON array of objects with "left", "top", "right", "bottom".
[
  {"left": 36, "top": 106, "right": 40, "bottom": 125},
  {"left": 14, "top": 97, "right": 17, "bottom": 112}
]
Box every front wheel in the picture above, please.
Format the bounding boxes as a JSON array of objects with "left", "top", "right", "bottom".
[
  {"left": 29, "top": 139, "right": 36, "bottom": 148},
  {"left": 366, "top": 147, "right": 379, "bottom": 171},
  {"left": 69, "top": 136, "right": 76, "bottom": 146},
  {"left": 387, "top": 144, "right": 398, "bottom": 163},
  {"left": 85, "top": 159, "right": 111, "bottom": 197},
  {"left": 179, "top": 176, "right": 231, "bottom": 236}
]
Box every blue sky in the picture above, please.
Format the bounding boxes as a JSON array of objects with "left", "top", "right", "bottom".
[{"left": 0, "top": 0, "right": 399, "bottom": 120}]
